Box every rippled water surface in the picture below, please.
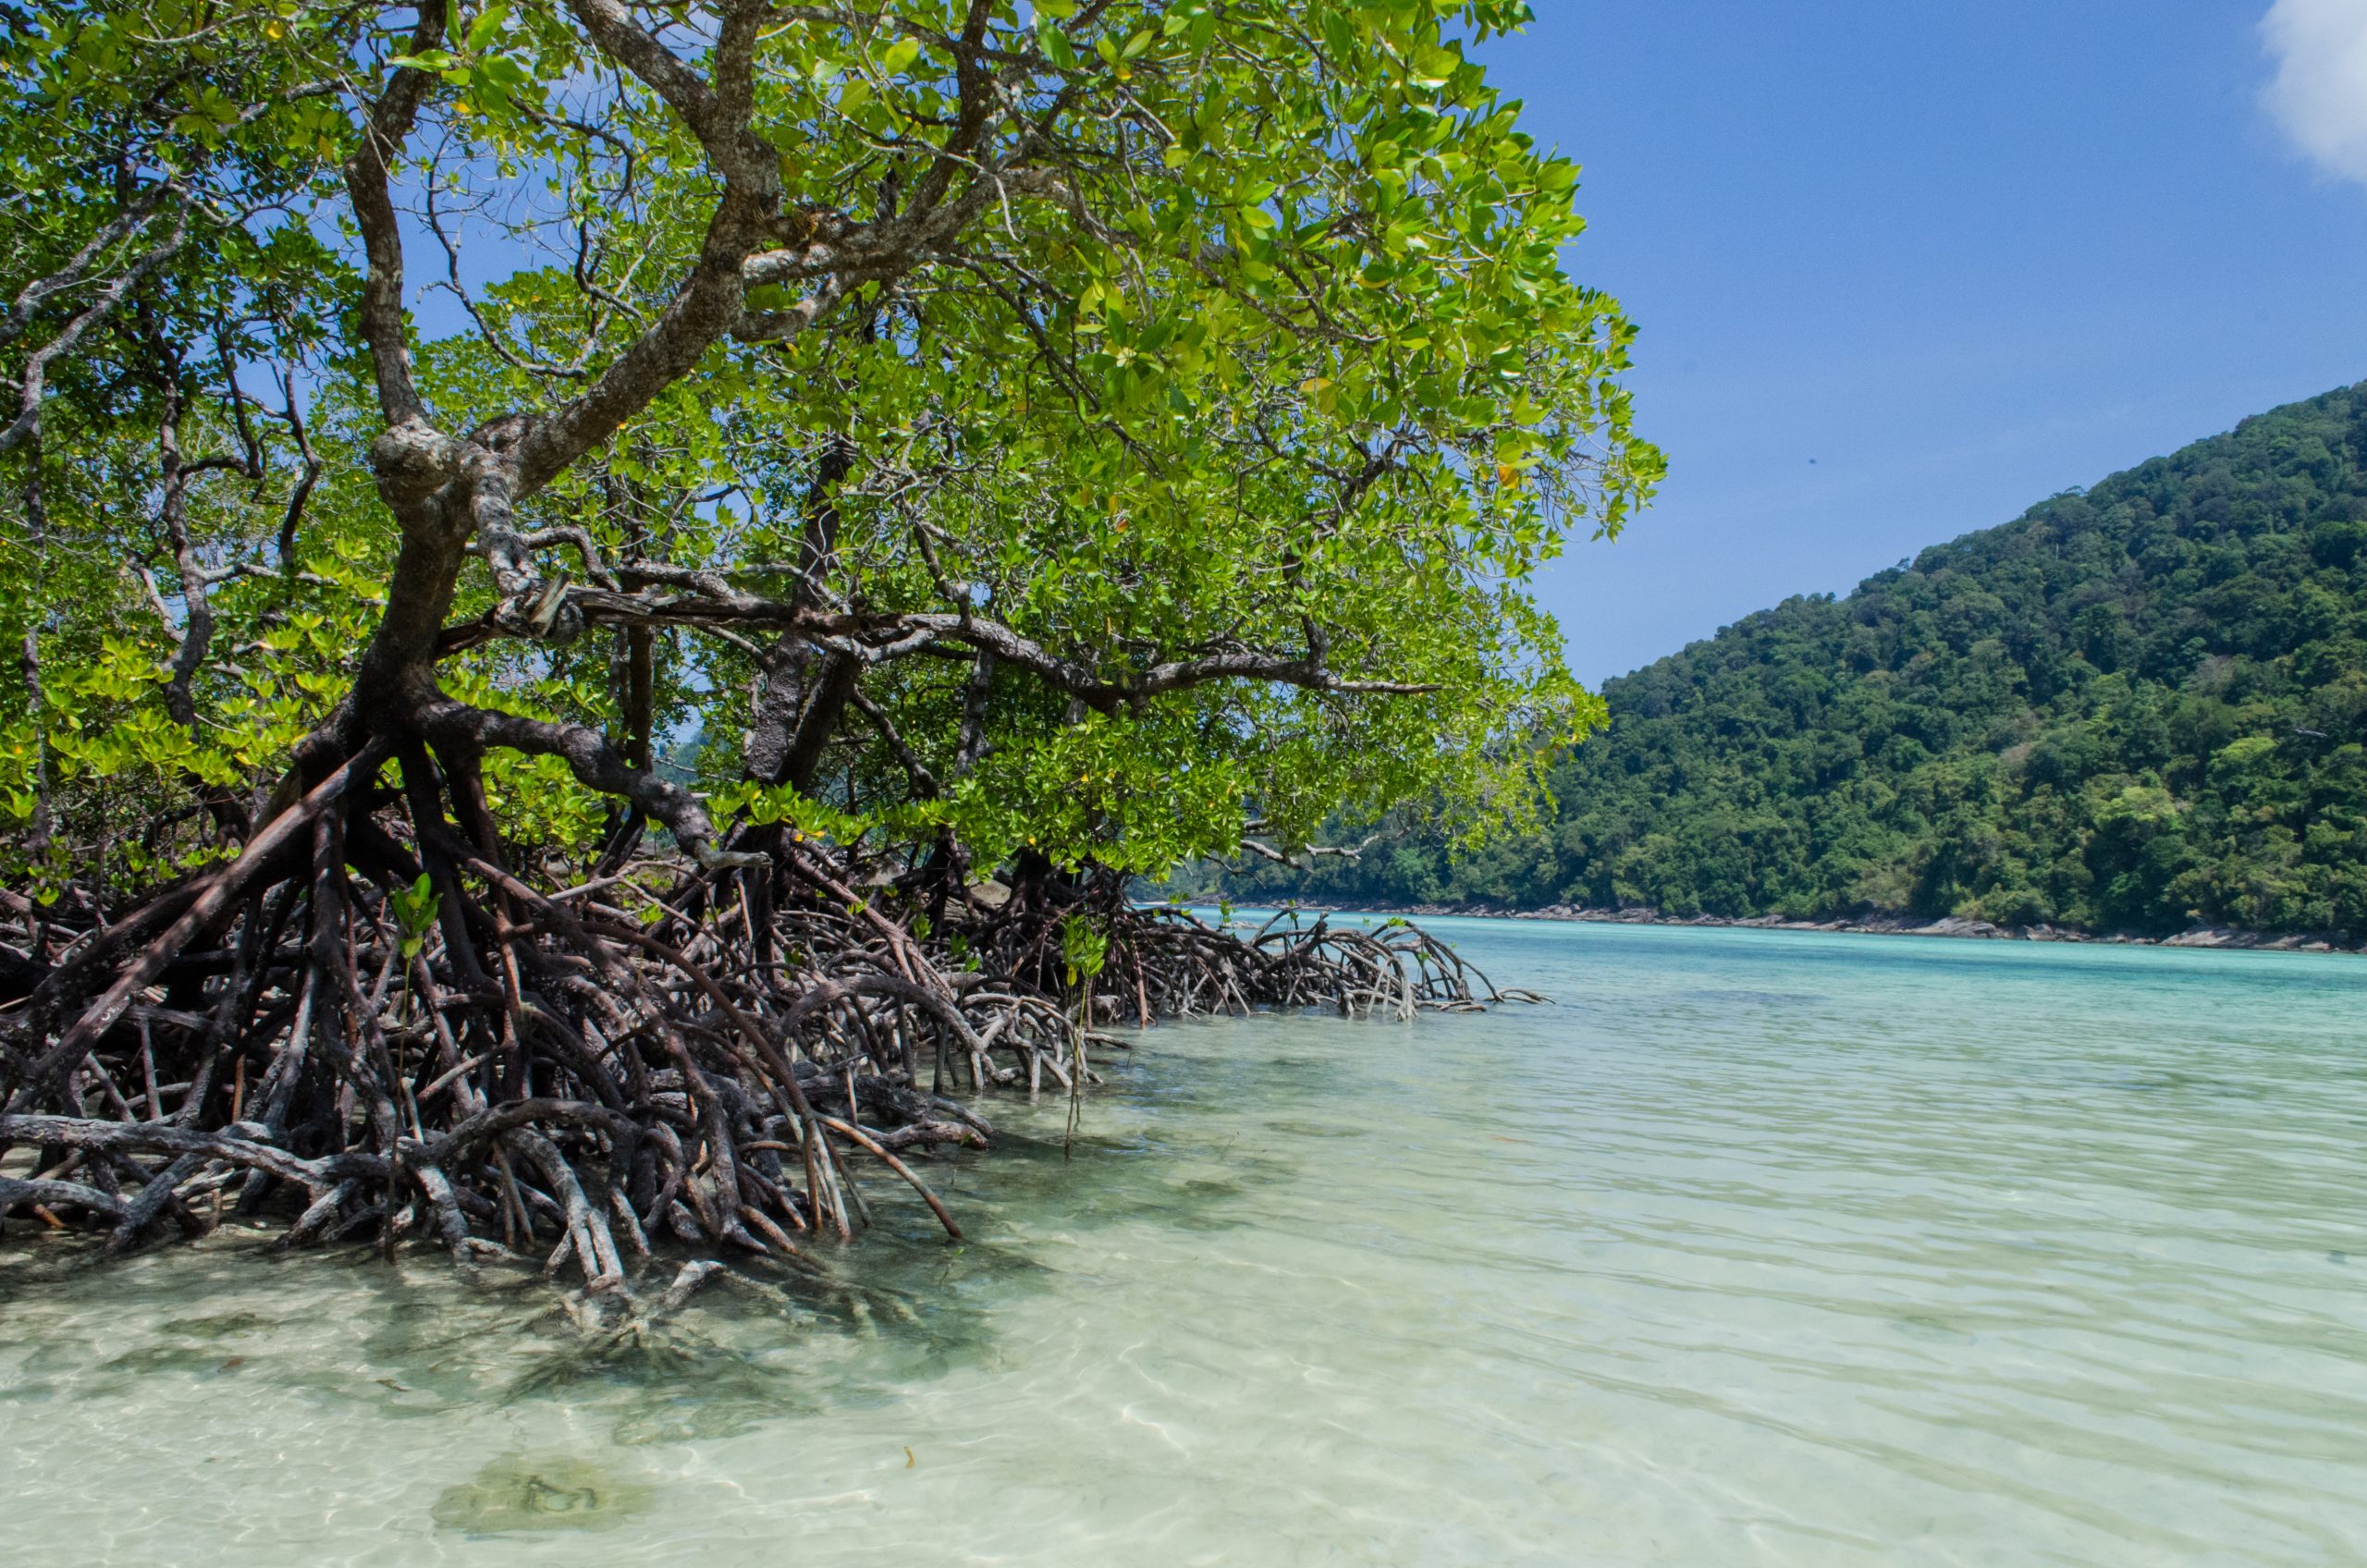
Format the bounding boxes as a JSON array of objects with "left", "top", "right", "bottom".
[{"left": 6, "top": 919, "right": 2367, "bottom": 1566}]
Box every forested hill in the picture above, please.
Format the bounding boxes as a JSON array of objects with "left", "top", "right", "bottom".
[{"left": 1228, "top": 380, "right": 2367, "bottom": 937}]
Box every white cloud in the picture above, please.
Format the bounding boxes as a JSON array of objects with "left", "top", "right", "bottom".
[{"left": 2263, "top": 0, "right": 2367, "bottom": 184}]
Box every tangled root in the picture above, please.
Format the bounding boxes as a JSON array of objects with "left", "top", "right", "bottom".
[{"left": 0, "top": 794, "right": 1509, "bottom": 1293}]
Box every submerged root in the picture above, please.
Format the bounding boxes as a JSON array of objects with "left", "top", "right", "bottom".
[{"left": 0, "top": 781, "right": 1504, "bottom": 1292}]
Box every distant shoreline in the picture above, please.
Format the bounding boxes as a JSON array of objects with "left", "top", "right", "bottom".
[{"left": 1266, "top": 901, "right": 2365, "bottom": 957}]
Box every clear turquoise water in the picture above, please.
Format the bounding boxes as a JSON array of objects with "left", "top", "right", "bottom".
[{"left": 5, "top": 918, "right": 2367, "bottom": 1565}]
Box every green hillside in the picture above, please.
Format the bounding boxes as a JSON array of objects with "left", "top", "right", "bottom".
[{"left": 1230, "top": 380, "right": 2367, "bottom": 937}]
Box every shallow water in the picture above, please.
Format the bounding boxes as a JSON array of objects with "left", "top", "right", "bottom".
[{"left": 6, "top": 919, "right": 2367, "bottom": 1566}]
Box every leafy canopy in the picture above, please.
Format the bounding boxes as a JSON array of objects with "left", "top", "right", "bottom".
[{"left": 0, "top": 0, "right": 1656, "bottom": 895}]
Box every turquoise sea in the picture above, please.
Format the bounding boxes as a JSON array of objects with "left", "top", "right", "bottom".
[{"left": 5, "top": 917, "right": 2365, "bottom": 1565}]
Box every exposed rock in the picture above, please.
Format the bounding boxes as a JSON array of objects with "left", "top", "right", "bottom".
[{"left": 1913, "top": 916, "right": 2005, "bottom": 939}]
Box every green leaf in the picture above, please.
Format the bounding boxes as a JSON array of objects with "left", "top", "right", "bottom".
[
  {"left": 1320, "top": 11, "right": 1357, "bottom": 63},
  {"left": 478, "top": 55, "right": 527, "bottom": 90},
  {"left": 1036, "top": 18, "right": 1077, "bottom": 70},
  {"left": 465, "top": 2, "right": 509, "bottom": 55}
]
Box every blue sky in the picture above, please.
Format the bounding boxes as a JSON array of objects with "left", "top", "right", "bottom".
[{"left": 1481, "top": 0, "right": 2367, "bottom": 684}]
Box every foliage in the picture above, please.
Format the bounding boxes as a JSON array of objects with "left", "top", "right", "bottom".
[
  {"left": 0, "top": 0, "right": 1654, "bottom": 898},
  {"left": 1224, "top": 382, "right": 2367, "bottom": 937}
]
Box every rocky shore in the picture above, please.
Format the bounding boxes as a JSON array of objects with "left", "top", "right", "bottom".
[{"left": 1279, "top": 902, "right": 2364, "bottom": 956}]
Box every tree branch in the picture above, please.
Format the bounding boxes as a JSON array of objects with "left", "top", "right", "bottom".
[
  {"left": 341, "top": 9, "right": 448, "bottom": 432},
  {"left": 411, "top": 697, "right": 761, "bottom": 870},
  {"left": 0, "top": 202, "right": 188, "bottom": 457}
]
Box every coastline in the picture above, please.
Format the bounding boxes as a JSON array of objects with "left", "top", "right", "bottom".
[{"left": 1270, "top": 901, "right": 2366, "bottom": 956}]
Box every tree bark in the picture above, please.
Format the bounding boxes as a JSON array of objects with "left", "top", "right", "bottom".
[{"left": 744, "top": 438, "right": 856, "bottom": 788}]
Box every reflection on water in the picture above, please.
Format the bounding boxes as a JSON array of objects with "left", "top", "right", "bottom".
[{"left": 5, "top": 921, "right": 2367, "bottom": 1566}]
